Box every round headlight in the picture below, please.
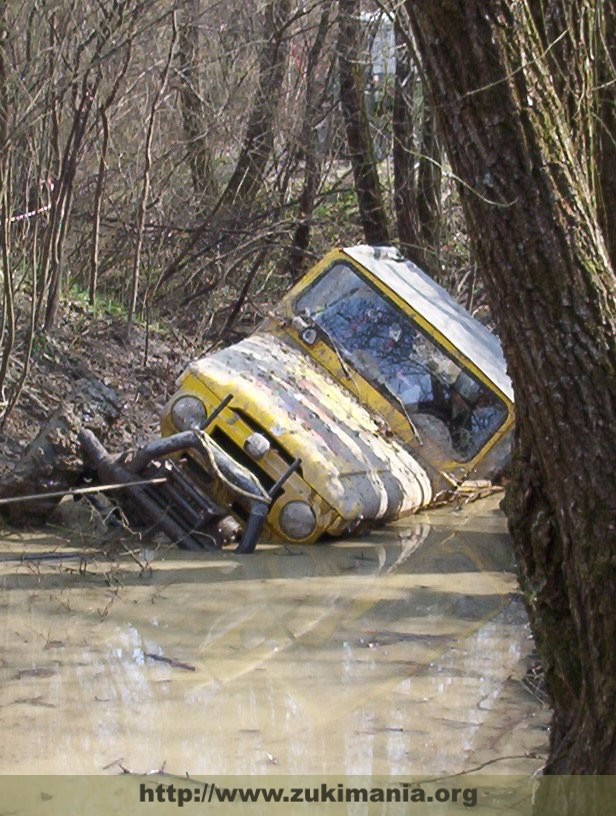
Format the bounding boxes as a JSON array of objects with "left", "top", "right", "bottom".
[
  {"left": 170, "top": 396, "right": 207, "bottom": 431},
  {"left": 278, "top": 501, "right": 316, "bottom": 541}
]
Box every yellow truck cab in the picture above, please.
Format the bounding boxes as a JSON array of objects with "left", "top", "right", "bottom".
[{"left": 143, "top": 245, "right": 513, "bottom": 552}]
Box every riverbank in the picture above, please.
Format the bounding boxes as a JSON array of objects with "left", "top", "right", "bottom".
[{"left": 0, "top": 301, "right": 196, "bottom": 483}]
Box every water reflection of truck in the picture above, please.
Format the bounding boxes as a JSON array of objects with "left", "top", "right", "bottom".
[{"left": 81, "top": 246, "right": 514, "bottom": 553}]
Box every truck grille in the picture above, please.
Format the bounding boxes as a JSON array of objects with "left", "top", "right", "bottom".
[{"left": 210, "top": 428, "right": 276, "bottom": 492}]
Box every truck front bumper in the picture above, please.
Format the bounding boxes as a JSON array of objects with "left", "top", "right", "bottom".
[{"left": 79, "top": 426, "right": 300, "bottom": 554}]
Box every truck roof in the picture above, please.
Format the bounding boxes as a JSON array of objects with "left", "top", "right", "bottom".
[{"left": 343, "top": 245, "right": 514, "bottom": 402}]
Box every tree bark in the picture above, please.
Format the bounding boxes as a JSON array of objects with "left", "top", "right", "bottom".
[
  {"left": 406, "top": 0, "right": 616, "bottom": 775},
  {"left": 338, "top": 0, "right": 389, "bottom": 245},
  {"left": 177, "top": 0, "right": 217, "bottom": 203},
  {"left": 0, "top": 1, "right": 12, "bottom": 400},
  {"left": 596, "top": 2, "right": 616, "bottom": 270},
  {"left": 528, "top": 0, "right": 616, "bottom": 270},
  {"left": 392, "top": 18, "right": 442, "bottom": 278},
  {"left": 0, "top": 0, "right": 7, "bottom": 153},
  {"left": 392, "top": 15, "right": 420, "bottom": 263},
  {"left": 219, "top": 0, "right": 291, "bottom": 213},
  {"left": 286, "top": 6, "right": 332, "bottom": 279},
  {"left": 416, "top": 90, "right": 442, "bottom": 277}
]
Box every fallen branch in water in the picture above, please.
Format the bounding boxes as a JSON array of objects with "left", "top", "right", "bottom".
[
  {"left": 144, "top": 652, "right": 196, "bottom": 672},
  {"left": 0, "top": 476, "right": 167, "bottom": 507}
]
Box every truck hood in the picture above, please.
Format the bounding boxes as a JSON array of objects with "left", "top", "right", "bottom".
[{"left": 188, "top": 334, "right": 432, "bottom": 521}]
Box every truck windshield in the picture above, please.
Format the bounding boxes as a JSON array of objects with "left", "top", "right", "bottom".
[{"left": 294, "top": 263, "right": 507, "bottom": 461}]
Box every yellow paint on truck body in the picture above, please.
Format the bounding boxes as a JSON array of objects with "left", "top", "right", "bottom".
[{"left": 161, "top": 246, "right": 514, "bottom": 543}]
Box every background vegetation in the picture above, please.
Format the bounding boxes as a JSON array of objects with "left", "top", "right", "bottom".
[{"left": 0, "top": 0, "right": 475, "bottom": 423}]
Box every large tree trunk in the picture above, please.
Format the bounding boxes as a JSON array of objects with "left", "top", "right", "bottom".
[
  {"left": 338, "top": 0, "right": 389, "bottom": 245},
  {"left": 529, "top": 1, "right": 616, "bottom": 270},
  {"left": 392, "top": 15, "right": 442, "bottom": 277},
  {"left": 219, "top": 0, "right": 291, "bottom": 213},
  {"left": 405, "top": 0, "right": 616, "bottom": 775},
  {"left": 392, "top": 15, "right": 420, "bottom": 263},
  {"left": 0, "top": 0, "right": 6, "bottom": 153},
  {"left": 596, "top": 3, "right": 616, "bottom": 270}
]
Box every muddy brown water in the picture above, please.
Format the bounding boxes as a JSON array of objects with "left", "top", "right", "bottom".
[{"left": 0, "top": 495, "right": 548, "bottom": 776}]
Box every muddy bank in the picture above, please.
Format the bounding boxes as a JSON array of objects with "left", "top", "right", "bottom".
[
  {"left": 0, "top": 495, "right": 548, "bottom": 775},
  {"left": 0, "top": 302, "right": 203, "bottom": 536},
  {"left": 0, "top": 302, "right": 192, "bottom": 477}
]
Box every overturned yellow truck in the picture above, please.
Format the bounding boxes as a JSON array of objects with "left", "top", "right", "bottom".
[{"left": 81, "top": 246, "right": 514, "bottom": 553}]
